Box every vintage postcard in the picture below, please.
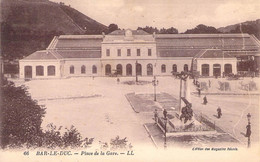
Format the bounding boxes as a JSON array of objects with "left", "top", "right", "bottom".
[{"left": 0, "top": 0, "right": 260, "bottom": 161}]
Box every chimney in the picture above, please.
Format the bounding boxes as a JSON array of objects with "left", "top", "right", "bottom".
[{"left": 153, "top": 32, "right": 156, "bottom": 38}]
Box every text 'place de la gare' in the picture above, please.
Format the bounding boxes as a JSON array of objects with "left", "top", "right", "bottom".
[{"left": 19, "top": 29, "right": 260, "bottom": 79}]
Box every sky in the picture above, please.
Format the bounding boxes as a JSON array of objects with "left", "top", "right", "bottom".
[{"left": 50, "top": 0, "right": 260, "bottom": 32}]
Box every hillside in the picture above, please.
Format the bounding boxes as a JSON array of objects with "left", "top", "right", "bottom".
[
  {"left": 1, "top": 0, "right": 108, "bottom": 61},
  {"left": 217, "top": 19, "right": 260, "bottom": 39},
  {"left": 1, "top": 0, "right": 107, "bottom": 34}
]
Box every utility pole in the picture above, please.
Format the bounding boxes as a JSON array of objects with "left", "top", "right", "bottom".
[
  {"left": 135, "top": 61, "right": 138, "bottom": 82},
  {"left": 179, "top": 79, "right": 182, "bottom": 114},
  {"left": 247, "top": 113, "right": 251, "bottom": 148},
  {"left": 152, "top": 76, "right": 159, "bottom": 101}
]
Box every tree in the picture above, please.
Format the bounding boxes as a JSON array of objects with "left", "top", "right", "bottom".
[
  {"left": 160, "top": 27, "right": 178, "bottom": 34},
  {"left": 1, "top": 79, "right": 94, "bottom": 149},
  {"left": 184, "top": 24, "right": 219, "bottom": 34},
  {"left": 137, "top": 26, "right": 178, "bottom": 34},
  {"left": 137, "top": 26, "right": 159, "bottom": 34},
  {"left": 230, "top": 24, "right": 259, "bottom": 37},
  {"left": 1, "top": 79, "right": 46, "bottom": 148},
  {"left": 108, "top": 24, "right": 119, "bottom": 33}
]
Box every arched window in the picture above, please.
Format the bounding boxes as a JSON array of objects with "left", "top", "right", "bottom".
[
  {"left": 81, "top": 65, "right": 86, "bottom": 74},
  {"left": 136, "top": 63, "right": 142, "bottom": 76},
  {"left": 184, "top": 64, "right": 188, "bottom": 72},
  {"left": 70, "top": 65, "right": 74, "bottom": 74},
  {"left": 92, "top": 65, "right": 97, "bottom": 74},
  {"left": 172, "top": 64, "right": 177, "bottom": 73},
  {"left": 161, "top": 64, "right": 166, "bottom": 73},
  {"left": 116, "top": 64, "right": 123, "bottom": 75},
  {"left": 105, "top": 64, "right": 111, "bottom": 75},
  {"left": 48, "top": 65, "right": 55, "bottom": 76},
  {"left": 126, "top": 64, "right": 132, "bottom": 76},
  {"left": 201, "top": 64, "right": 209, "bottom": 76},
  {"left": 36, "top": 65, "right": 44, "bottom": 76},
  {"left": 147, "top": 63, "right": 153, "bottom": 76}
]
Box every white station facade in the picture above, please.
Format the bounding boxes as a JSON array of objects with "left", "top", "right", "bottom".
[{"left": 19, "top": 29, "right": 260, "bottom": 79}]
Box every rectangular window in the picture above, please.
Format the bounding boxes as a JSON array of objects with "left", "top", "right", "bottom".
[
  {"left": 127, "top": 49, "right": 131, "bottom": 56},
  {"left": 106, "top": 49, "right": 110, "bottom": 56},
  {"left": 117, "top": 49, "right": 121, "bottom": 56},
  {"left": 137, "top": 49, "right": 141, "bottom": 56},
  {"left": 148, "top": 49, "right": 152, "bottom": 56},
  {"left": 36, "top": 66, "right": 44, "bottom": 76}
]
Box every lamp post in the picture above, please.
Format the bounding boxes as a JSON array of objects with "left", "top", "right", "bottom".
[
  {"left": 164, "top": 117, "right": 167, "bottom": 149},
  {"left": 152, "top": 76, "right": 159, "bottom": 101},
  {"left": 135, "top": 61, "right": 138, "bottom": 82},
  {"left": 247, "top": 113, "right": 251, "bottom": 148}
]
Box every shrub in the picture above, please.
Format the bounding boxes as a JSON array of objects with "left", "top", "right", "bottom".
[
  {"left": 99, "top": 136, "right": 133, "bottom": 151},
  {"left": 218, "top": 81, "right": 231, "bottom": 91}
]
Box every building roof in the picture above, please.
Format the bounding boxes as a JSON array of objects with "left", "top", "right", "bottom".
[
  {"left": 157, "top": 49, "right": 201, "bottom": 57},
  {"left": 48, "top": 35, "right": 103, "bottom": 50},
  {"left": 227, "top": 51, "right": 260, "bottom": 56},
  {"left": 22, "top": 50, "right": 62, "bottom": 60},
  {"left": 156, "top": 34, "right": 259, "bottom": 50},
  {"left": 22, "top": 49, "right": 101, "bottom": 60},
  {"left": 108, "top": 29, "right": 150, "bottom": 35},
  {"left": 55, "top": 50, "right": 101, "bottom": 58},
  {"left": 194, "top": 49, "right": 235, "bottom": 59}
]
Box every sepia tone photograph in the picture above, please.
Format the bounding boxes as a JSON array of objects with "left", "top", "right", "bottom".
[{"left": 0, "top": 0, "right": 260, "bottom": 161}]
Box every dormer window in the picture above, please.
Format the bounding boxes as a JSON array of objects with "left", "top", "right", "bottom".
[
  {"left": 125, "top": 29, "right": 133, "bottom": 37},
  {"left": 124, "top": 29, "right": 134, "bottom": 41}
]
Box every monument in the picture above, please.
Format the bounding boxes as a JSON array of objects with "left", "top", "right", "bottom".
[{"left": 156, "top": 71, "right": 216, "bottom": 136}]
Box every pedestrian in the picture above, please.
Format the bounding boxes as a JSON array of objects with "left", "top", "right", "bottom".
[
  {"left": 154, "top": 109, "right": 158, "bottom": 124},
  {"left": 217, "top": 106, "right": 222, "bottom": 118},
  {"left": 203, "top": 95, "right": 207, "bottom": 105},
  {"left": 245, "top": 122, "right": 251, "bottom": 137},
  {"left": 196, "top": 81, "right": 200, "bottom": 87},
  {"left": 117, "top": 77, "right": 120, "bottom": 84},
  {"left": 208, "top": 80, "right": 211, "bottom": 88},
  {"left": 163, "top": 109, "right": 167, "bottom": 119},
  {"left": 197, "top": 87, "right": 201, "bottom": 97}
]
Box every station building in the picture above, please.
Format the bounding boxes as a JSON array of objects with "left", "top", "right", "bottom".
[{"left": 19, "top": 29, "right": 260, "bottom": 79}]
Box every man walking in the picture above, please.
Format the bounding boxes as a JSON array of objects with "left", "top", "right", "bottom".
[
  {"left": 197, "top": 87, "right": 201, "bottom": 97},
  {"left": 154, "top": 109, "right": 158, "bottom": 124},
  {"left": 163, "top": 109, "right": 167, "bottom": 119},
  {"left": 217, "top": 107, "right": 222, "bottom": 118},
  {"left": 245, "top": 122, "right": 251, "bottom": 138},
  {"left": 203, "top": 95, "right": 208, "bottom": 105}
]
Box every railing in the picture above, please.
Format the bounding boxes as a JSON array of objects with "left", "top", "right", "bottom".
[
  {"left": 193, "top": 113, "right": 215, "bottom": 130},
  {"left": 157, "top": 113, "right": 215, "bottom": 133},
  {"left": 237, "top": 71, "right": 257, "bottom": 77}
]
